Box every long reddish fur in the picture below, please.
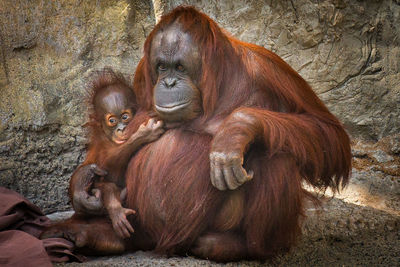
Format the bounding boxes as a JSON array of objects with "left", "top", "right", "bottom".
[{"left": 126, "top": 6, "right": 351, "bottom": 259}]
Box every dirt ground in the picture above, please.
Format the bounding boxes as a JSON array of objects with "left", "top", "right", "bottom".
[{"left": 55, "top": 140, "right": 400, "bottom": 266}]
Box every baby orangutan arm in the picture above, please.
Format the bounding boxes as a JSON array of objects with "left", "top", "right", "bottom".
[
  {"left": 102, "top": 118, "right": 164, "bottom": 172},
  {"left": 69, "top": 164, "right": 108, "bottom": 215}
]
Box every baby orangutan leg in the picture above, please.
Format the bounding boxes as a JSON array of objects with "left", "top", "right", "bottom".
[
  {"left": 40, "top": 215, "right": 126, "bottom": 255},
  {"left": 191, "top": 232, "right": 247, "bottom": 262},
  {"left": 108, "top": 207, "right": 136, "bottom": 238},
  {"left": 94, "top": 181, "right": 136, "bottom": 238}
]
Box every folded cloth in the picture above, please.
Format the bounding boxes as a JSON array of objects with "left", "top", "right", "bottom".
[
  {"left": 0, "top": 230, "right": 52, "bottom": 267},
  {"left": 0, "top": 187, "right": 84, "bottom": 266}
]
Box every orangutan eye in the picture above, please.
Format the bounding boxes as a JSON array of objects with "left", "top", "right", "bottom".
[
  {"left": 158, "top": 63, "right": 167, "bottom": 71},
  {"left": 176, "top": 64, "right": 185, "bottom": 72},
  {"left": 122, "top": 113, "right": 130, "bottom": 121},
  {"left": 106, "top": 116, "right": 118, "bottom": 127}
]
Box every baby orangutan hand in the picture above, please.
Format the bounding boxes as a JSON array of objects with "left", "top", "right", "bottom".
[{"left": 130, "top": 118, "right": 164, "bottom": 144}]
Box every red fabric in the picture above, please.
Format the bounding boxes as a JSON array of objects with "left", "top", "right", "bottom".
[
  {"left": 0, "top": 230, "right": 52, "bottom": 267},
  {"left": 0, "top": 187, "right": 84, "bottom": 265}
]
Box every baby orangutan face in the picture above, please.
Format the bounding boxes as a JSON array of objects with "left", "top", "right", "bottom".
[{"left": 94, "top": 85, "right": 136, "bottom": 145}]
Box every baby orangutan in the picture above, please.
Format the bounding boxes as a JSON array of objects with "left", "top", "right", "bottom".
[{"left": 69, "top": 69, "right": 164, "bottom": 239}]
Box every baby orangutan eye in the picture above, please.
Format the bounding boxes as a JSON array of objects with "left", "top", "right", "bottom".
[
  {"left": 121, "top": 113, "right": 131, "bottom": 121},
  {"left": 106, "top": 116, "right": 118, "bottom": 127}
]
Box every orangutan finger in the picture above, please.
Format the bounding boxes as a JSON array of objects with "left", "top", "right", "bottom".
[
  {"left": 117, "top": 220, "right": 129, "bottom": 238},
  {"left": 122, "top": 217, "right": 134, "bottom": 234},
  {"left": 214, "top": 162, "right": 227, "bottom": 190},
  {"left": 154, "top": 120, "right": 164, "bottom": 129},
  {"left": 124, "top": 208, "right": 136, "bottom": 216},
  {"left": 223, "top": 165, "right": 240, "bottom": 190},
  {"left": 121, "top": 221, "right": 131, "bottom": 238},
  {"left": 232, "top": 163, "right": 249, "bottom": 184},
  {"left": 147, "top": 118, "right": 156, "bottom": 128},
  {"left": 210, "top": 154, "right": 217, "bottom": 188}
]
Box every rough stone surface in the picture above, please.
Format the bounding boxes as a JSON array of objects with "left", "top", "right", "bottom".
[{"left": 0, "top": 0, "right": 399, "bottom": 265}]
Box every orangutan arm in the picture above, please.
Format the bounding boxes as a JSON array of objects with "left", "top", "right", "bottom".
[{"left": 210, "top": 107, "right": 351, "bottom": 191}]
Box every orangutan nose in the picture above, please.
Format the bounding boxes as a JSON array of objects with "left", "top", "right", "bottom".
[
  {"left": 164, "top": 77, "right": 177, "bottom": 88},
  {"left": 115, "top": 124, "right": 126, "bottom": 136}
]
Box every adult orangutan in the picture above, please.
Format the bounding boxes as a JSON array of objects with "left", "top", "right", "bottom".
[
  {"left": 52, "top": 6, "right": 352, "bottom": 262},
  {"left": 122, "top": 6, "right": 352, "bottom": 261}
]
